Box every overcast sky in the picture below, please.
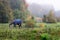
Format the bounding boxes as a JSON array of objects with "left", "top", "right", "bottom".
[{"left": 26, "top": 0, "right": 60, "bottom": 11}]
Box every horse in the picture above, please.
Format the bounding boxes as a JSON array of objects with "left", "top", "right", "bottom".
[{"left": 9, "top": 19, "right": 23, "bottom": 28}]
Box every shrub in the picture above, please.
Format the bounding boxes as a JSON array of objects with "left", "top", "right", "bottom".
[
  {"left": 25, "top": 20, "right": 36, "bottom": 28},
  {"left": 40, "top": 33, "right": 52, "bottom": 40},
  {"left": 39, "top": 23, "right": 45, "bottom": 27}
]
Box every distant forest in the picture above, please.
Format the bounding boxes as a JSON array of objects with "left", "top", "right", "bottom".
[{"left": 0, "top": 0, "right": 29, "bottom": 23}]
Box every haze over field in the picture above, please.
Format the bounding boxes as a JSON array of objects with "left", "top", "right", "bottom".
[
  {"left": 26, "top": 0, "right": 60, "bottom": 17},
  {"left": 26, "top": 0, "right": 60, "bottom": 11}
]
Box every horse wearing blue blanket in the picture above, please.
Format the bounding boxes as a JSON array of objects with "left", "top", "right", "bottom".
[{"left": 9, "top": 19, "right": 22, "bottom": 28}]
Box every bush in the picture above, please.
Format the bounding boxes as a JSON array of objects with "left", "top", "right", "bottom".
[
  {"left": 25, "top": 20, "right": 36, "bottom": 28},
  {"left": 40, "top": 33, "right": 52, "bottom": 40},
  {"left": 39, "top": 23, "right": 45, "bottom": 27}
]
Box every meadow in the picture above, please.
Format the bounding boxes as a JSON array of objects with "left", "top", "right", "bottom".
[{"left": 0, "top": 23, "right": 60, "bottom": 40}]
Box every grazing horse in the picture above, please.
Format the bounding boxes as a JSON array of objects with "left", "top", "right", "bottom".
[{"left": 9, "top": 19, "right": 22, "bottom": 28}]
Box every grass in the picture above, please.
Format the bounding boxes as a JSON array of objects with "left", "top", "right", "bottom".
[{"left": 0, "top": 23, "right": 60, "bottom": 40}]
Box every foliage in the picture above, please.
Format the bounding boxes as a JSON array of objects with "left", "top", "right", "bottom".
[
  {"left": 0, "top": 0, "right": 29, "bottom": 23},
  {"left": 47, "top": 10, "right": 57, "bottom": 23},
  {"left": 39, "top": 23, "right": 45, "bottom": 27},
  {"left": 0, "top": 0, "right": 11, "bottom": 23},
  {"left": 13, "top": 9, "right": 23, "bottom": 19},
  {"left": 43, "top": 10, "right": 57, "bottom": 23},
  {"left": 13, "top": 9, "right": 29, "bottom": 20},
  {"left": 40, "top": 33, "right": 52, "bottom": 40},
  {"left": 43, "top": 15, "right": 47, "bottom": 22},
  {"left": 25, "top": 19, "right": 36, "bottom": 28},
  {"left": 56, "top": 17, "right": 60, "bottom": 22},
  {"left": 0, "top": 23, "right": 60, "bottom": 40},
  {"left": 10, "top": 0, "right": 22, "bottom": 10}
]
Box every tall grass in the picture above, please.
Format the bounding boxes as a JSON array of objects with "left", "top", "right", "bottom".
[{"left": 0, "top": 23, "right": 60, "bottom": 40}]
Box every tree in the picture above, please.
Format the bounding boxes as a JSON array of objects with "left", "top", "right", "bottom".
[
  {"left": 43, "top": 15, "right": 47, "bottom": 22},
  {"left": 13, "top": 9, "right": 23, "bottom": 19},
  {"left": 0, "top": 0, "right": 14, "bottom": 23},
  {"left": 47, "top": 10, "right": 57, "bottom": 23},
  {"left": 10, "top": 0, "right": 22, "bottom": 10},
  {"left": 56, "top": 17, "right": 60, "bottom": 22},
  {"left": 0, "top": 0, "right": 29, "bottom": 23}
]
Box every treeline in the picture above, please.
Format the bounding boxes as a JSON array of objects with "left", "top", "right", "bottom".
[
  {"left": 43, "top": 10, "right": 57, "bottom": 23},
  {"left": 0, "top": 0, "right": 29, "bottom": 23}
]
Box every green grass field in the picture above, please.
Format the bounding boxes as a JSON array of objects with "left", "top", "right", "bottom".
[{"left": 0, "top": 23, "right": 60, "bottom": 40}]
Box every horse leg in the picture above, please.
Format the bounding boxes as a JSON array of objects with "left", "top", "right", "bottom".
[
  {"left": 19, "top": 24, "right": 21, "bottom": 28},
  {"left": 14, "top": 24, "right": 16, "bottom": 28}
]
